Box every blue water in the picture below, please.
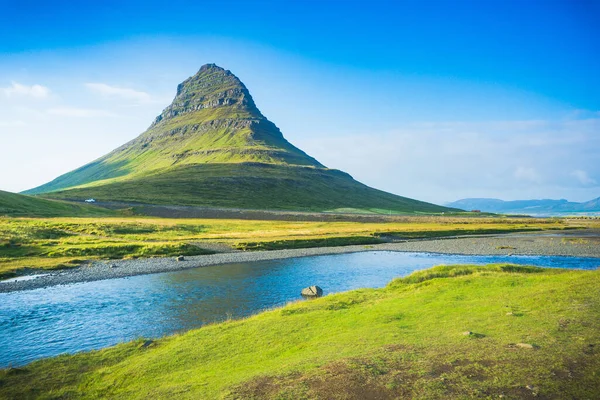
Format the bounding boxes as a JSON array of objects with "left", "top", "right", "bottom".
[{"left": 1, "top": 251, "right": 599, "bottom": 367}]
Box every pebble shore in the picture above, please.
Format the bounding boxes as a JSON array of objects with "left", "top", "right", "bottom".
[{"left": 1, "top": 232, "right": 598, "bottom": 293}]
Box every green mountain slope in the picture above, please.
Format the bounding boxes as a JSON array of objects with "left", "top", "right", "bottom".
[
  {"left": 0, "top": 190, "right": 113, "bottom": 217},
  {"left": 26, "top": 64, "right": 452, "bottom": 213},
  {"left": 30, "top": 164, "right": 448, "bottom": 212}
]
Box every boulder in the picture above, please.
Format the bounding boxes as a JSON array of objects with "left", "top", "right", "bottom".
[
  {"left": 516, "top": 343, "right": 534, "bottom": 349},
  {"left": 301, "top": 285, "right": 323, "bottom": 298},
  {"left": 176, "top": 255, "right": 185, "bottom": 261},
  {"left": 462, "top": 331, "right": 485, "bottom": 338}
]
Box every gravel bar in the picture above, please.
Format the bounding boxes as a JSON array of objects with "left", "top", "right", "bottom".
[{"left": 2, "top": 232, "right": 599, "bottom": 293}]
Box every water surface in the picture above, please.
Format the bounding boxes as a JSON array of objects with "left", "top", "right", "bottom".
[{"left": 1, "top": 251, "right": 599, "bottom": 367}]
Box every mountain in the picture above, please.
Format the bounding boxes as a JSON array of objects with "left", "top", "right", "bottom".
[
  {"left": 26, "top": 64, "right": 451, "bottom": 213},
  {"left": 0, "top": 190, "right": 113, "bottom": 217},
  {"left": 447, "top": 197, "right": 600, "bottom": 215},
  {"left": 580, "top": 197, "right": 600, "bottom": 211}
]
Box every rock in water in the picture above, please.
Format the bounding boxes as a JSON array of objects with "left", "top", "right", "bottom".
[{"left": 301, "top": 285, "right": 323, "bottom": 298}]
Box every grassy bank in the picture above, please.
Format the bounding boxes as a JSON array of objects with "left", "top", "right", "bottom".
[
  {"left": 0, "top": 216, "right": 579, "bottom": 279},
  {"left": 1, "top": 264, "right": 598, "bottom": 399}
]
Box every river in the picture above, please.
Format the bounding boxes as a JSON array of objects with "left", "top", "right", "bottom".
[{"left": 1, "top": 251, "right": 599, "bottom": 367}]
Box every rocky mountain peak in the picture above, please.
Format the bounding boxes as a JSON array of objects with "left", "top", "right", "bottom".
[
  {"left": 152, "top": 63, "right": 259, "bottom": 126},
  {"left": 198, "top": 63, "right": 221, "bottom": 72}
]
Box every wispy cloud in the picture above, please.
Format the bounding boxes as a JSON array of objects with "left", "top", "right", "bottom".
[
  {"left": 298, "top": 117, "right": 600, "bottom": 202},
  {"left": 0, "top": 120, "right": 27, "bottom": 127},
  {"left": 2, "top": 82, "right": 50, "bottom": 99},
  {"left": 85, "top": 83, "right": 152, "bottom": 103},
  {"left": 47, "top": 107, "right": 116, "bottom": 118},
  {"left": 571, "top": 170, "right": 597, "bottom": 186}
]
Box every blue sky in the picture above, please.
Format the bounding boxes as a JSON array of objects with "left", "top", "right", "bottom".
[{"left": 1, "top": 0, "right": 599, "bottom": 203}]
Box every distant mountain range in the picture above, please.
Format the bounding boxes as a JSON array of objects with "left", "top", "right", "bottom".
[
  {"left": 447, "top": 197, "right": 600, "bottom": 215},
  {"left": 24, "top": 64, "right": 452, "bottom": 214}
]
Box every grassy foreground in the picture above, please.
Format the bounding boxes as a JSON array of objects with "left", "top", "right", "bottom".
[
  {"left": 1, "top": 264, "right": 598, "bottom": 399},
  {"left": 0, "top": 216, "right": 575, "bottom": 279}
]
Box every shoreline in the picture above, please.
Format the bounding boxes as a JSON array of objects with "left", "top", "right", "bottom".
[{"left": 2, "top": 233, "right": 599, "bottom": 293}]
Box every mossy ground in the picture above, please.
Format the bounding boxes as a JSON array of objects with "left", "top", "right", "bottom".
[
  {"left": 1, "top": 264, "right": 598, "bottom": 399},
  {"left": 0, "top": 216, "right": 576, "bottom": 279}
]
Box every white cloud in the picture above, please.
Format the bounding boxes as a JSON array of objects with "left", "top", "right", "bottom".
[
  {"left": 47, "top": 107, "right": 117, "bottom": 118},
  {"left": 571, "top": 170, "right": 597, "bottom": 186},
  {"left": 297, "top": 117, "right": 600, "bottom": 203},
  {"left": 85, "top": 83, "right": 152, "bottom": 103},
  {"left": 2, "top": 82, "right": 51, "bottom": 99}
]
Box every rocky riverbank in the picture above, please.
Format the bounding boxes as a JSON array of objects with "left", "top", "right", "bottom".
[{"left": 1, "top": 231, "right": 599, "bottom": 293}]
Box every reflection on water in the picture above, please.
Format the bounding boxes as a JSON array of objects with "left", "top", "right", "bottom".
[{"left": 1, "top": 251, "right": 599, "bottom": 367}]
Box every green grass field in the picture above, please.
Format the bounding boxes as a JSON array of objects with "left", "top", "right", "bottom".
[
  {"left": 0, "top": 190, "right": 115, "bottom": 218},
  {"left": 0, "top": 215, "right": 576, "bottom": 279},
  {"left": 2, "top": 264, "right": 598, "bottom": 399}
]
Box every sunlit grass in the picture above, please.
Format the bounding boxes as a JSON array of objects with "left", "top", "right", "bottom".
[
  {"left": 1, "top": 265, "right": 598, "bottom": 399},
  {"left": 0, "top": 215, "right": 588, "bottom": 279}
]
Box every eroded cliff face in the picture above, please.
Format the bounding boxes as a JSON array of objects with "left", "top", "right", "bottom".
[{"left": 150, "top": 64, "right": 261, "bottom": 127}]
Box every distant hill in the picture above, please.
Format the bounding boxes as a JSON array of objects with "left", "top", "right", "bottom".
[
  {"left": 25, "top": 64, "right": 452, "bottom": 214},
  {"left": 0, "top": 190, "right": 113, "bottom": 217},
  {"left": 447, "top": 197, "right": 600, "bottom": 215}
]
